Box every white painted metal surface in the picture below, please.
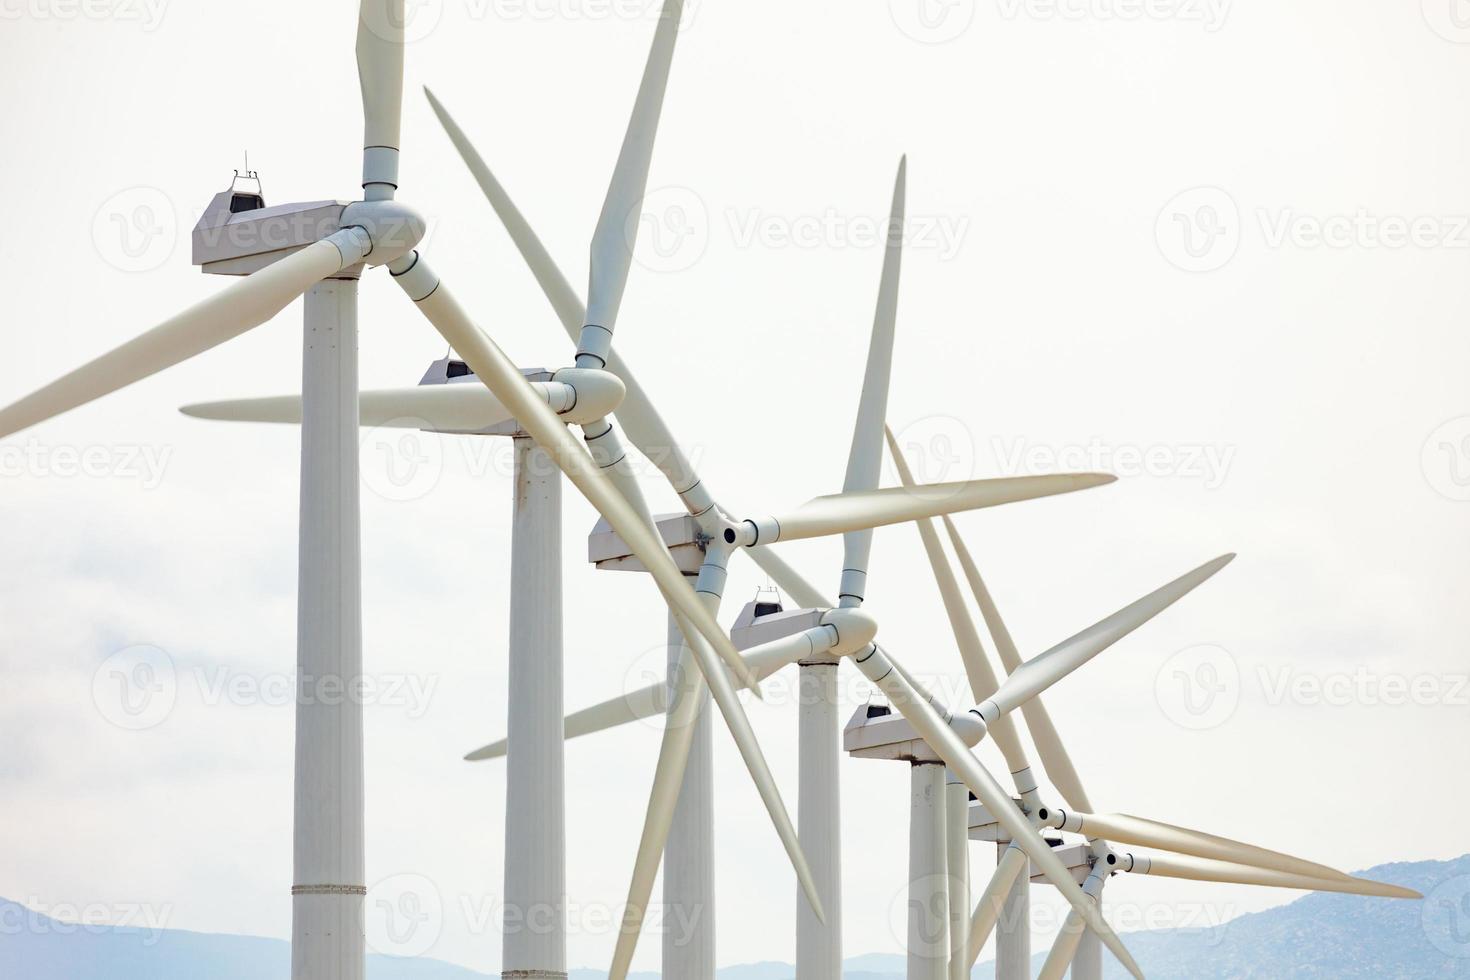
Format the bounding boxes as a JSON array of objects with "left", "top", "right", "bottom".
[
  {"left": 503, "top": 438, "right": 567, "bottom": 980},
  {"left": 908, "top": 764, "right": 948, "bottom": 980},
  {"left": 664, "top": 610, "right": 715, "bottom": 980},
  {"left": 796, "top": 662, "right": 842, "bottom": 980},
  {"left": 944, "top": 772, "right": 969, "bottom": 980},
  {"left": 291, "top": 279, "right": 366, "bottom": 980},
  {"left": 1073, "top": 930, "right": 1102, "bottom": 980},
  {"left": 995, "top": 847, "right": 1030, "bottom": 980}
]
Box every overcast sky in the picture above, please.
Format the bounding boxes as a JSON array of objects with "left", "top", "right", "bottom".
[{"left": 2, "top": 0, "right": 1469, "bottom": 973}]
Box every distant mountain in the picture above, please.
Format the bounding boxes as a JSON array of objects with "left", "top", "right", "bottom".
[{"left": 3, "top": 855, "right": 1466, "bottom": 978}]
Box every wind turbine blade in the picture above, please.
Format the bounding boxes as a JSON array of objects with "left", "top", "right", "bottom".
[
  {"left": 391, "top": 253, "right": 759, "bottom": 690},
  {"left": 748, "top": 474, "right": 1116, "bottom": 544},
  {"left": 884, "top": 426, "right": 1031, "bottom": 775},
  {"left": 856, "top": 646, "right": 1144, "bottom": 979},
  {"left": 182, "top": 384, "right": 517, "bottom": 431},
  {"left": 1037, "top": 908, "right": 1091, "bottom": 980},
  {"left": 585, "top": 0, "right": 685, "bottom": 336},
  {"left": 609, "top": 644, "right": 703, "bottom": 980},
  {"left": 424, "top": 86, "right": 704, "bottom": 494},
  {"left": 0, "top": 236, "right": 362, "bottom": 439},
  {"left": 423, "top": 88, "right": 586, "bottom": 335},
  {"left": 356, "top": 0, "right": 406, "bottom": 194},
  {"left": 840, "top": 158, "right": 906, "bottom": 599},
  {"left": 966, "top": 844, "right": 1029, "bottom": 968},
  {"left": 942, "top": 513, "right": 1096, "bottom": 813},
  {"left": 1127, "top": 851, "right": 1422, "bottom": 899},
  {"left": 674, "top": 611, "right": 826, "bottom": 923},
  {"left": 981, "top": 554, "right": 1235, "bottom": 720},
  {"left": 464, "top": 614, "right": 841, "bottom": 762},
  {"left": 464, "top": 683, "right": 667, "bottom": 762},
  {"left": 1060, "top": 812, "right": 1348, "bottom": 881}
]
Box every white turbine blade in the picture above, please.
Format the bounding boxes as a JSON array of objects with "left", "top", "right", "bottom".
[
  {"left": 585, "top": 0, "right": 685, "bottom": 335},
  {"left": 609, "top": 644, "right": 703, "bottom": 980},
  {"left": 392, "top": 253, "right": 759, "bottom": 691},
  {"left": 1038, "top": 906, "right": 1096, "bottom": 980},
  {"left": 182, "top": 384, "right": 517, "bottom": 431},
  {"left": 462, "top": 617, "right": 830, "bottom": 761},
  {"left": 0, "top": 236, "right": 361, "bottom": 440},
  {"left": 674, "top": 611, "right": 825, "bottom": 922},
  {"left": 1127, "top": 851, "right": 1421, "bottom": 899},
  {"left": 423, "top": 88, "right": 586, "bottom": 334},
  {"left": 464, "top": 683, "right": 666, "bottom": 762},
  {"left": 424, "top": 86, "right": 703, "bottom": 491},
  {"left": 884, "top": 427, "right": 1031, "bottom": 775},
  {"left": 609, "top": 629, "right": 825, "bottom": 980},
  {"left": 942, "top": 514, "right": 1096, "bottom": 813},
  {"left": 982, "top": 554, "right": 1235, "bottom": 720},
  {"left": 840, "top": 158, "right": 906, "bottom": 596},
  {"left": 748, "top": 473, "right": 1115, "bottom": 544},
  {"left": 966, "top": 844, "right": 1028, "bottom": 969},
  {"left": 1062, "top": 812, "right": 1348, "bottom": 882},
  {"left": 859, "top": 646, "right": 1144, "bottom": 980},
  {"left": 357, "top": 0, "right": 405, "bottom": 190}
]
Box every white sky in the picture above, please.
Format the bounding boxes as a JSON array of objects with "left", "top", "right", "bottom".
[{"left": 2, "top": 0, "right": 1469, "bottom": 973}]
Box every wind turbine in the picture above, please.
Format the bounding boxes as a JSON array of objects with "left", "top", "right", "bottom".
[
  {"left": 423, "top": 112, "right": 1157, "bottom": 972},
  {"left": 0, "top": 0, "right": 832, "bottom": 975},
  {"left": 881, "top": 466, "right": 1425, "bottom": 978}
]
